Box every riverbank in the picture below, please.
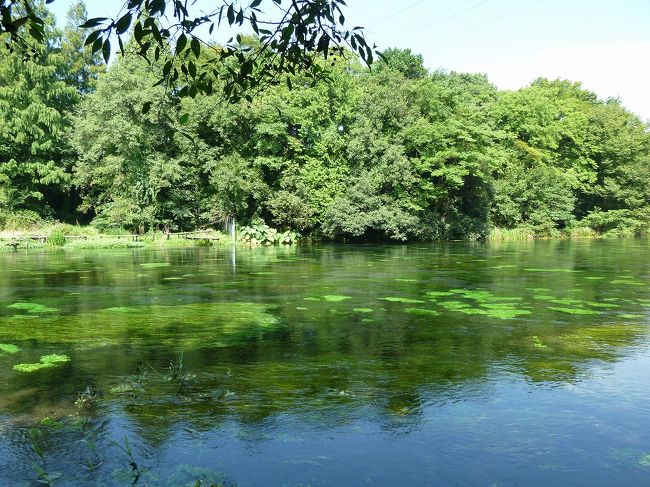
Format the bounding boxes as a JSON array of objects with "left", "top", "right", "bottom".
[
  {"left": 0, "top": 224, "right": 642, "bottom": 251},
  {"left": 0, "top": 224, "right": 231, "bottom": 251}
]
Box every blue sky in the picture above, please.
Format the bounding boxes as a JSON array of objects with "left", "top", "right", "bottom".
[{"left": 49, "top": 0, "right": 650, "bottom": 120}]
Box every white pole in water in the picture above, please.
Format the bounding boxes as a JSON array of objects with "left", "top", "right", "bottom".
[{"left": 229, "top": 217, "right": 236, "bottom": 241}]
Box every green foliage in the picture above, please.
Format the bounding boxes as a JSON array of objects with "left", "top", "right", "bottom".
[
  {"left": 48, "top": 228, "right": 66, "bottom": 246},
  {"left": 1, "top": 2, "right": 649, "bottom": 243},
  {"left": 239, "top": 222, "right": 299, "bottom": 245}
]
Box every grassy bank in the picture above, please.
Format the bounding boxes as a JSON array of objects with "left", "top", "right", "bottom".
[
  {"left": 0, "top": 223, "right": 644, "bottom": 251},
  {"left": 0, "top": 224, "right": 231, "bottom": 251}
]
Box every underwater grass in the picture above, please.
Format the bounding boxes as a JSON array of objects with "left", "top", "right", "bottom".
[
  {"left": 382, "top": 297, "right": 426, "bottom": 304},
  {"left": 7, "top": 302, "right": 59, "bottom": 314},
  {"left": 0, "top": 302, "right": 281, "bottom": 348},
  {"left": 548, "top": 307, "right": 602, "bottom": 315},
  {"left": 0, "top": 343, "right": 20, "bottom": 354},
  {"left": 404, "top": 308, "right": 439, "bottom": 316},
  {"left": 13, "top": 354, "right": 71, "bottom": 373},
  {"left": 322, "top": 295, "right": 352, "bottom": 302}
]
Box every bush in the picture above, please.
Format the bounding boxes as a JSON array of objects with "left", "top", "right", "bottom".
[
  {"left": 48, "top": 228, "right": 66, "bottom": 246},
  {"left": 0, "top": 209, "right": 43, "bottom": 230}
]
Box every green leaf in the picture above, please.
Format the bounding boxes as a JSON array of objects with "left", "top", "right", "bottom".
[
  {"left": 102, "top": 39, "right": 111, "bottom": 63},
  {"left": 79, "top": 17, "right": 107, "bottom": 29},
  {"left": 190, "top": 37, "right": 200, "bottom": 57},
  {"left": 176, "top": 33, "right": 187, "bottom": 54},
  {"left": 115, "top": 13, "right": 132, "bottom": 34}
]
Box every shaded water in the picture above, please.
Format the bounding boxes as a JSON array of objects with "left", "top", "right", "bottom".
[{"left": 1, "top": 240, "right": 650, "bottom": 486}]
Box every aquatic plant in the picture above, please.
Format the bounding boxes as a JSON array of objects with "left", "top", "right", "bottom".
[
  {"left": 353, "top": 308, "right": 374, "bottom": 313},
  {"left": 75, "top": 386, "right": 98, "bottom": 410},
  {"left": 40, "top": 354, "right": 71, "bottom": 365},
  {"left": 105, "top": 307, "right": 140, "bottom": 313},
  {"left": 548, "top": 307, "right": 602, "bottom": 315},
  {"left": 14, "top": 362, "right": 56, "bottom": 372},
  {"left": 13, "top": 354, "right": 71, "bottom": 372},
  {"left": 7, "top": 302, "right": 59, "bottom": 314},
  {"left": 168, "top": 352, "right": 195, "bottom": 394},
  {"left": 111, "top": 436, "right": 141, "bottom": 486},
  {"left": 140, "top": 262, "right": 171, "bottom": 268},
  {"left": 425, "top": 291, "right": 456, "bottom": 297},
  {"left": 382, "top": 297, "right": 425, "bottom": 304},
  {"left": 532, "top": 336, "right": 547, "bottom": 348},
  {"left": 322, "top": 295, "right": 352, "bottom": 302},
  {"left": 0, "top": 343, "right": 20, "bottom": 354},
  {"left": 404, "top": 308, "right": 439, "bottom": 316}
]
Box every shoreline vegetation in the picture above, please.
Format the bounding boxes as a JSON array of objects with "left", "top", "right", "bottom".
[{"left": 0, "top": 222, "right": 642, "bottom": 251}]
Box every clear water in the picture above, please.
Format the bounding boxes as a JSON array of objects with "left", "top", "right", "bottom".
[{"left": 0, "top": 240, "right": 649, "bottom": 486}]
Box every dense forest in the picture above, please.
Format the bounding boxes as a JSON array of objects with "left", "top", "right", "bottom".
[{"left": 2, "top": 2, "right": 649, "bottom": 241}]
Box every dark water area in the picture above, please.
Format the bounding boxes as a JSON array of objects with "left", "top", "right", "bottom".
[{"left": 0, "top": 240, "right": 649, "bottom": 486}]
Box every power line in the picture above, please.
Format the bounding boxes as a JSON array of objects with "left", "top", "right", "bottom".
[
  {"left": 431, "top": 0, "right": 547, "bottom": 43},
  {"left": 369, "top": 0, "right": 431, "bottom": 28},
  {"left": 383, "top": 0, "right": 495, "bottom": 45}
]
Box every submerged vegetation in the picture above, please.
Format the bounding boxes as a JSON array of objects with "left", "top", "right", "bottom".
[{"left": 1, "top": 3, "right": 649, "bottom": 242}]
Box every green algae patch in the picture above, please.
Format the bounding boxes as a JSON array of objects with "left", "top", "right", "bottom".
[
  {"left": 532, "top": 295, "right": 556, "bottom": 301},
  {"left": 548, "top": 307, "right": 602, "bottom": 315},
  {"left": 584, "top": 276, "right": 605, "bottom": 280},
  {"left": 140, "top": 262, "right": 171, "bottom": 268},
  {"left": 40, "top": 354, "right": 71, "bottom": 365},
  {"left": 13, "top": 353, "right": 71, "bottom": 373},
  {"left": 620, "top": 314, "right": 644, "bottom": 319},
  {"left": 425, "top": 291, "right": 456, "bottom": 297},
  {"left": 382, "top": 297, "right": 425, "bottom": 304},
  {"left": 524, "top": 268, "right": 578, "bottom": 273},
  {"left": 163, "top": 276, "right": 184, "bottom": 281},
  {"left": 484, "top": 309, "right": 532, "bottom": 319},
  {"left": 0, "top": 343, "right": 20, "bottom": 354},
  {"left": 458, "top": 308, "right": 489, "bottom": 316},
  {"left": 353, "top": 308, "right": 374, "bottom": 313},
  {"left": 7, "top": 302, "right": 59, "bottom": 314},
  {"left": 532, "top": 336, "right": 547, "bottom": 348},
  {"left": 0, "top": 302, "right": 282, "bottom": 348},
  {"left": 585, "top": 302, "right": 619, "bottom": 309},
  {"left": 322, "top": 295, "right": 352, "bottom": 302},
  {"left": 303, "top": 297, "right": 320, "bottom": 301},
  {"left": 439, "top": 301, "right": 471, "bottom": 310},
  {"left": 548, "top": 298, "right": 585, "bottom": 306},
  {"left": 295, "top": 307, "right": 308, "bottom": 311},
  {"left": 13, "top": 362, "right": 56, "bottom": 373},
  {"left": 404, "top": 308, "right": 439, "bottom": 316},
  {"left": 611, "top": 279, "right": 644, "bottom": 286},
  {"left": 105, "top": 306, "right": 140, "bottom": 313}
]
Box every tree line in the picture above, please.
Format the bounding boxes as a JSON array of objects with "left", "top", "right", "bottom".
[{"left": 1, "top": 2, "right": 649, "bottom": 240}]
